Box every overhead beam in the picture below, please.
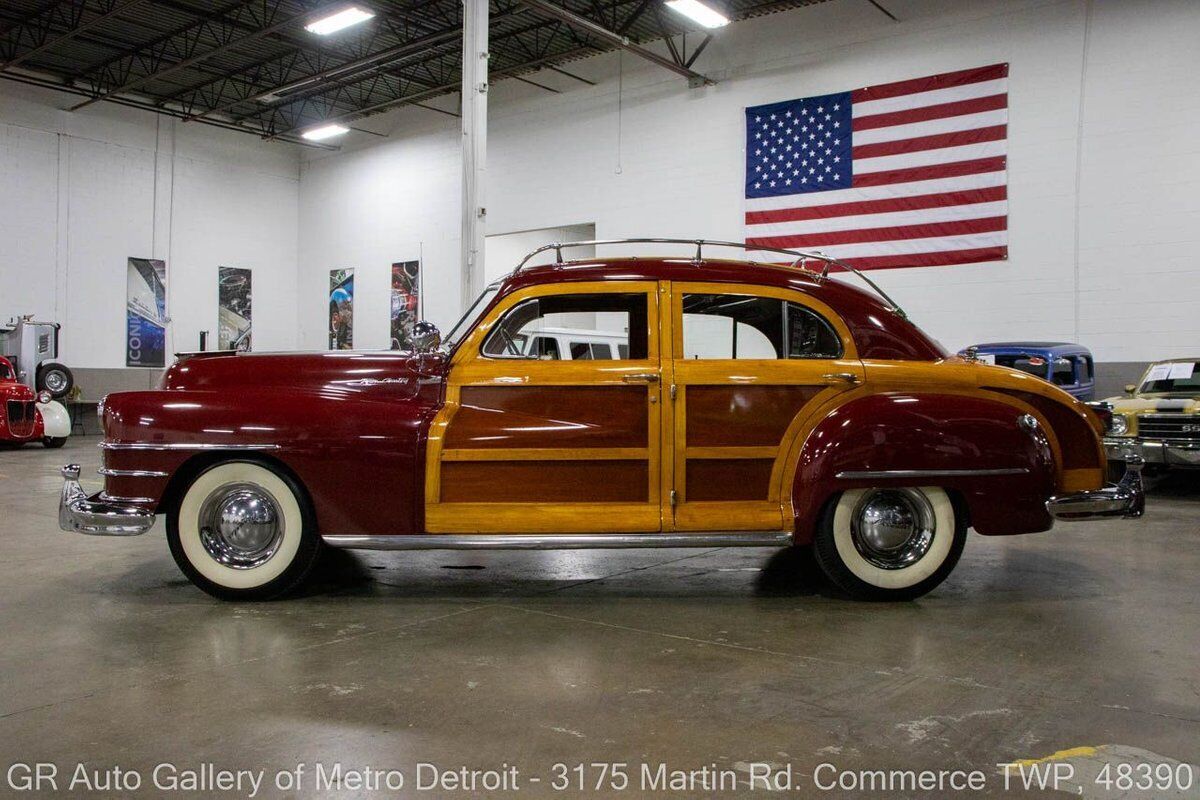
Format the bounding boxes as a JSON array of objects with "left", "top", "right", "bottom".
[
  {"left": 516, "top": 0, "right": 713, "bottom": 86},
  {"left": 0, "top": 0, "right": 150, "bottom": 73},
  {"left": 68, "top": 1, "right": 305, "bottom": 112},
  {"left": 0, "top": 68, "right": 333, "bottom": 149}
]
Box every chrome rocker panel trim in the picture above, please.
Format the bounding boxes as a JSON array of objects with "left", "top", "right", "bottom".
[
  {"left": 323, "top": 532, "right": 794, "bottom": 551},
  {"left": 1046, "top": 456, "right": 1144, "bottom": 521},
  {"left": 59, "top": 464, "right": 155, "bottom": 536}
]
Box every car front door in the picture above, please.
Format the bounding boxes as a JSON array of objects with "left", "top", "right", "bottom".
[
  {"left": 663, "top": 282, "right": 863, "bottom": 532},
  {"left": 424, "top": 281, "right": 665, "bottom": 533}
]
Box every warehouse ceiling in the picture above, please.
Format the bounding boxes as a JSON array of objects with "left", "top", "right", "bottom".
[{"left": 0, "top": 0, "right": 833, "bottom": 147}]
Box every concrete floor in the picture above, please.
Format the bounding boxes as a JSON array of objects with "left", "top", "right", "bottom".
[{"left": 2, "top": 436, "right": 1198, "bottom": 798}]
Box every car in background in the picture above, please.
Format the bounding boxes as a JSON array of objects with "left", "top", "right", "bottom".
[
  {"left": 1100, "top": 358, "right": 1200, "bottom": 478},
  {"left": 961, "top": 342, "right": 1095, "bottom": 401},
  {"left": 515, "top": 327, "right": 629, "bottom": 360},
  {"left": 0, "top": 356, "right": 70, "bottom": 448}
]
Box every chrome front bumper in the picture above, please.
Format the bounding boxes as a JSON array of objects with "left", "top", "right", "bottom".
[
  {"left": 1105, "top": 437, "right": 1200, "bottom": 467},
  {"left": 1046, "top": 456, "right": 1145, "bottom": 521},
  {"left": 58, "top": 464, "right": 154, "bottom": 535}
]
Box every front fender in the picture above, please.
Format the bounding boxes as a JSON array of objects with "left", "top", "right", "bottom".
[
  {"left": 36, "top": 400, "right": 71, "bottom": 438},
  {"left": 790, "top": 392, "right": 1057, "bottom": 542}
]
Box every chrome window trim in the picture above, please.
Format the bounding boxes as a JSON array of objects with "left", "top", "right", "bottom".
[
  {"left": 98, "top": 468, "right": 169, "bottom": 478},
  {"left": 835, "top": 468, "right": 1029, "bottom": 480},
  {"left": 99, "top": 442, "right": 280, "bottom": 451}
]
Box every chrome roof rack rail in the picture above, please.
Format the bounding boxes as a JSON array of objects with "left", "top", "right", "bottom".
[{"left": 513, "top": 238, "right": 907, "bottom": 318}]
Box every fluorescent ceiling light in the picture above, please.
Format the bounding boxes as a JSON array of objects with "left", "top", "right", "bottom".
[
  {"left": 302, "top": 123, "right": 350, "bottom": 141},
  {"left": 305, "top": 6, "right": 375, "bottom": 35},
  {"left": 664, "top": 0, "right": 729, "bottom": 28}
]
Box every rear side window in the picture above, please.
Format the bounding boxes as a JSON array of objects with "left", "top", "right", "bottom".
[{"left": 681, "top": 294, "right": 842, "bottom": 360}]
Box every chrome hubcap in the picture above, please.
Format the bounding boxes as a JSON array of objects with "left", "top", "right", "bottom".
[
  {"left": 44, "top": 371, "right": 67, "bottom": 393},
  {"left": 198, "top": 483, "right": 284, "bottom": 569},
  {"left": 850, "top": 488, "right": 936, "bottom": 570}
]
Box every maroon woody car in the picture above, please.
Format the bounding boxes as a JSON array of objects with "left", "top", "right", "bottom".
[{"left": 59, "top": 240, "right": 1144, "bottom": 601}]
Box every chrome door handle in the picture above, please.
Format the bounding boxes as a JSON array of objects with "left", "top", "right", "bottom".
[
  {"left": 821, "top": 372, "right": 860, "bottom": 384},
  {"left": 622, "top": 373, "right": 660, "bottom": 384}
]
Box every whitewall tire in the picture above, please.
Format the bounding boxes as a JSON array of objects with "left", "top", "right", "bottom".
[
  {"left": 167, "top": 460, "right": 321, "bottom": 600},
  {"left": 813, "top": 487, "right": 966, "bottom": 601}
]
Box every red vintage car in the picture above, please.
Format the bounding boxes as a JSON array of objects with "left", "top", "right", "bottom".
[
  {"left": 1, "top": 356, "right": 68, "bottom": 449},
  {"left": 59, "top": 240, "right": 1144, "bottom": 601}
]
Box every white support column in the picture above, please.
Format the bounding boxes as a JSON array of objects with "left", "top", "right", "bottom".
[{"left": 460, "top": 0, "right": 489, "bottom": 308}]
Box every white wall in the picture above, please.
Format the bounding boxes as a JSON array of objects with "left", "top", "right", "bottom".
[
  {"left": 297, "top": 0, "right": 1200, "bottom": 362},
  {"left": 0, "top": 81, "right": 301, "bottom": 368}
]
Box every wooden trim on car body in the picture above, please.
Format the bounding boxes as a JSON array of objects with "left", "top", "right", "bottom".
[{"left": 425, "top": 281, "right": 664, "bottom": 533}]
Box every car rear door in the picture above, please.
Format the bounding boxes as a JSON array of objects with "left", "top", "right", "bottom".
[{"left": 662, "top": 281, "right": 863, "bottom": 532}]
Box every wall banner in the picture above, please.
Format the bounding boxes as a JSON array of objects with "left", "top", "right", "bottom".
[
  {"left": 328, "top": 268, "right": 354, "bottom": 350},
  {"left": 390, "top": 260, "right": 420, "bottom": 350},
  {"left": 218, "top": 266, "right": 252, "bottom": 351},
  {"left": 126, "top": 257, "right": 168, "bottom": 367}
]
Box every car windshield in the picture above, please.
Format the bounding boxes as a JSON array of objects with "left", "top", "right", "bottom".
[
  {"left": 1139, "top": 361, "right": 1200, "bottom": 395},
  {"left": 444, "top": 284, "right": 500, "bottom": 348}
]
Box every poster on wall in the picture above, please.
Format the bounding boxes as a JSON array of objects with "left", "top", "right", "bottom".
[
  {"left": 218, "top": 266, "right": 252, "bottom": 352},
  {"left": 390, "top": 260, "right": 420, "bottom": 350},
  {"left": 126, "top": 257, "right": 168, "bottom": 367},
  {"left": 328, "top": 268, "right": 354, "bottom": 350}
]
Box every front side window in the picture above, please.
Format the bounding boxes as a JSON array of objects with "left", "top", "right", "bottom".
[
  {"left": 482, "top": 293, "right": 644, "bottom": 360},
  {"left": 681, "top": 294, "right": 842, "bottom": 360}
]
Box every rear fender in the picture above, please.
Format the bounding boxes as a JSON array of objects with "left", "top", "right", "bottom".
[{"left": 790, "top": 392, "right": 1057, "bottom": 542}]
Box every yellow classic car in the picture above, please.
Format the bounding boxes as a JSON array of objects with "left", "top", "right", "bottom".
[{"left": 1102, "top": 358, "right": 1200, "bottom": 477}]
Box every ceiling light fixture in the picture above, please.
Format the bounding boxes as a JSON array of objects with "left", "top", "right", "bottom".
[
  {"left": 302, "top": 123, "right": 350, "bottom": 141},
  {"left": 305, "top": 6, "right": 375, "bottom": 35},
  {"left": 664, "top": 0, "right": 729, "bottom": 28}
]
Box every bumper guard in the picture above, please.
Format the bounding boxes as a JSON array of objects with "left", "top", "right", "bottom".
[
  {"left": 59, "top": 464, "right": 154, "bottom": 535},
  {"left": 1046, "top": 455, "right": 1145, "bottom": 521}
]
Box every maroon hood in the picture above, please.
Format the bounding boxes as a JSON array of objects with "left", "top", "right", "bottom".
[{"left": 161, "top": 351, "right": 444, "bottom": 397}]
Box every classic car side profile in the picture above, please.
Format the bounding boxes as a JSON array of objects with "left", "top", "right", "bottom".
[
  {"left": 1100, "top": 357, "right": 1200, "bottom": 478},
  {"left": 59, "top": 240, "right": 1145, "bottom": 601}
]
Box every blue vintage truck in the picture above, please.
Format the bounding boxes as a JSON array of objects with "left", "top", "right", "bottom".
[{"left": 960, "top": 342, "right": 1096, "bottom": 402}]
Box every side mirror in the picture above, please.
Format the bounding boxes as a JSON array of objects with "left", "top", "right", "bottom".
[
  {"left": 412, "top": 321, "right": 442, "bottom": 354},
  {"left": 1123, "top": 383, "right": 1137, "bottom": 396}
]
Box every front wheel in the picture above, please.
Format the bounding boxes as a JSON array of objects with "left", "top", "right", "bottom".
[
  {"left": 813, "top": 486, "right": 966, "bottom": 601},
  {"left": 37, "top": 363, "right": 74, "bottom": 399},
  {"left": 167, "top": 460, "right": 321, "bottom": 601},
  {"left": 42, "top": 436, "right": 67, "bottom": 449}
]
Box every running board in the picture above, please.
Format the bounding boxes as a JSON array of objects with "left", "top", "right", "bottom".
[{"left": 321, "top": 532, "right": 794, "bottom": 551}]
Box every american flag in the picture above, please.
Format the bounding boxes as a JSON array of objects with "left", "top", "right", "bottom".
[{"left": 744, "top": 64, "right": 1008, "bottom": 270}]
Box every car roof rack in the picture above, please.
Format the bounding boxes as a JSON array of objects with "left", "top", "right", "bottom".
[{"left": 513, "top": 238, "right": 906, "bottom": 318}]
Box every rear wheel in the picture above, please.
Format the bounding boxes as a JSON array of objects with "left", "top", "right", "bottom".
[
  {"left": 813, "top": 486, "right": 965, "bottom": 601},
  {"left": 167, "top": 460, "right": 321, "bottom": 601}
]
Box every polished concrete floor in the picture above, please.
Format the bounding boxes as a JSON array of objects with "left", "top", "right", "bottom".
[{"left": 2, "top": 436, "right": 1198, "bottom": 798}]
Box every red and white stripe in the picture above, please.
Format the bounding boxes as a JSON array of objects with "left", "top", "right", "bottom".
[{"left": 746, "top": 64, "right": 1008, "bottom": 271}]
